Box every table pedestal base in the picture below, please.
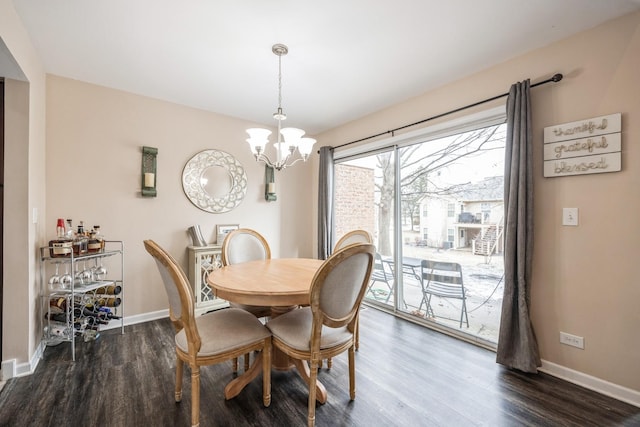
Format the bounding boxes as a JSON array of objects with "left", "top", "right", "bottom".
[{"left": 270, "top": 305, "right": 297, "bottom": 371}]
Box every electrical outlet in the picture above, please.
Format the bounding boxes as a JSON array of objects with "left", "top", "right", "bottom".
[
  {"left": 560, "top": 331, "right": 584, "bottom": 349},
  {"left": 562, "top": 208, "right": 578, "bottom": 226}
]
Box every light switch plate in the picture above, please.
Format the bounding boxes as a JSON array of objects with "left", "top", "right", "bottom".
[{"left": 562, "top": 208, "right": 578, "bottom": 226}]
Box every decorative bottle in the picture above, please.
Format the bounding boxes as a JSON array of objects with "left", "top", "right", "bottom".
[
  {"left": 87, "top": 225, "right": 104, "bottom": 253},
  {"left": 73, "top": 221, "right": 88, "bottom": 255},
  {"left": 49, "top": 218, "right": 73, "bottom": 258}
]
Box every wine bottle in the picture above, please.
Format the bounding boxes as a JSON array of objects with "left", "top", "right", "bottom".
[
  {"left": 46, "top": 312, "right": 69, "bottom": 323},
  {"left": 96, "top": 297, "right": 122, "bottom": 307},
  {"left": 98, "top": 306, "right": 121, "bottom": 320},
  {"left": 94, "top": 285, "right": 122, "bottom": 295},
  {"left": 50, "top": 297, "right": 67, "bottom": 311},
  {"left": 78, "top": 305, "right": 116, "bottom": 325}
]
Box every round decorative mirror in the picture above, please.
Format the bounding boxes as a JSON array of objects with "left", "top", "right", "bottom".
[{"left": 182, "top": 149, "right": 248, "bottom": 213}]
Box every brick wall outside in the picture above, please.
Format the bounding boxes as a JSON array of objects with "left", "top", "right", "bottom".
[{"left": 335, "top": 164, "right": 376, "bottom": 242}]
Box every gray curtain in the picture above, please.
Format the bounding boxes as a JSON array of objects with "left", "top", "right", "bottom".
[
  {"left": 496, "top": 80, "right": 541, "bottom": 373},
  {"left": 317, "top": 146, "right": 335, "bottom": 260}
]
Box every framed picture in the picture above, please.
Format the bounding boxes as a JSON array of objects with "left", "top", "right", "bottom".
[{"left": 216, "top": 224, "right": 239, "bottom": 244}]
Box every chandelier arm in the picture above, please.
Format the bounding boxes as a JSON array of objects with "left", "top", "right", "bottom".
[
  {"left": 256, "top": 151, "right": 308, "bottom": 171},
  {"left": 281, "top": 156, "right": 305, "bottom": 169},
  {"left": 256, "top": 152, "right": 278, "bottom": 168}
]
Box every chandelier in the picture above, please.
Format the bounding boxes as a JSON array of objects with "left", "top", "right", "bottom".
[{"left": 246, "top": 44, "right": 316, "bottom": 171}]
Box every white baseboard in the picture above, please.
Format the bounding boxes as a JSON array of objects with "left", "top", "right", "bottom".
[
  {"left": 540, "top": 359, "right": 640, "bottom": 408},
  {"left": 100, "top": 308, "right": 169, "bottom": 331},
  {"left": 1, "top": 339, "right": 46, "bottom": 381},
  {"left": 0, "top": 359, "right": 15, "bottom": 381}
]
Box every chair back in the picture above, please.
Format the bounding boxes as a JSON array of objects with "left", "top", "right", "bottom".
[
  {"left": 143, "top": 240, "right": 201, "bottom": 352},
  {"left": 420, "top": 260, "right": 465, "bottom": 297},
  {"left": 334, "top": 229, "right": 373, "bottom": 252},
  {"left": 221, "top": 228, "right": 271, "bottom": 266},
  {"left": 310, "top": 243, "right": 375, "bottom": 333}
]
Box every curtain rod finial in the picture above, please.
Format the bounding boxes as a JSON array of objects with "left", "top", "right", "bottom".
[{"left": 552, "top": 73, "right": 563, "bottom": 82}]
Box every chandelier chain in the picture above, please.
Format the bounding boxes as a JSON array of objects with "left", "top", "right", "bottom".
[{"left": 278, "top": 53, "right": 283, "bottom": 112}]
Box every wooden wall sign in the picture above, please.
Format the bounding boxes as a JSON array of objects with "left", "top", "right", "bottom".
[{"left": 543, "top": 113, "right": 622, "bottom": 177}]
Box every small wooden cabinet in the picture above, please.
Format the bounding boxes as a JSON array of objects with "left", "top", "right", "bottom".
[{"left": 187, "top": 245, "right": 229, "bottom": 315}]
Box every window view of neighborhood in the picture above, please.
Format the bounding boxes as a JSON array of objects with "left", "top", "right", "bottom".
[{"left": 335, "top": 122, "right": 507, "bottom": 345}]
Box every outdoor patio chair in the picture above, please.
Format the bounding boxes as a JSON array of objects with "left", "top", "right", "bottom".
[
  {"left": 419, "top": 260, "right": 469, "bottom": 328},
  {"left": 367, "top": 253, "right": 394, "bottom": 303}
]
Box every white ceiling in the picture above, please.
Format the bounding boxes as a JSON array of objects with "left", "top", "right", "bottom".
[{"left": 9, "top": 0, "right": 640, "bottom": 135}]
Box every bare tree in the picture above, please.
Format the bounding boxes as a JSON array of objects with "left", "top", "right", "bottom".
[{"left": 375, "top": 125, "right": 504, "bottom": 255}]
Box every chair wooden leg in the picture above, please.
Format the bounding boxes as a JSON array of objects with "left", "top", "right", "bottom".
[
  {"left": 349, "top": 345, "right": 356, "bottom": 400},
  {"left": 232, "top": 357, "right": 238, "bottom": 374},
  {"left": 308, "top": 359, "right": 319, "bottom": 427},
  {"left": 263, "top": 338, "right": 272, "bottom": 407},
  {"left": 244, "top": 353, "right": 250, "bottom": 372},
  {"left": 190, "top": 364, "right": 201, "bottom": 427},
  {"left": 175, "top": 356, "right": 184, "bottom": 402},
  {"left": 292, "top": 359, "right": 327, "bottom": 404},
  {"left": 355, "top": 315, "right": 360, "bottom": 351},
  {"left": 327, "top": 357, "right": 333, "bottom": 369}
]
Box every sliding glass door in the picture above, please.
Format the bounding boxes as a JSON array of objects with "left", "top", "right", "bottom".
[{"left": 334, "top": 121, "right": 507, "bottom": 346}]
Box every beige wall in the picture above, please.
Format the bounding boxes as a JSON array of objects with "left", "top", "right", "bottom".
[
  {"left": 318, "top": 12, "right": 640, "bottom": 394},
  {"left": 1, "top": 0, "right": 47, "bottom": 373},
  {"left": 45, "top": 75, "right": 315, "bottom": 320}
]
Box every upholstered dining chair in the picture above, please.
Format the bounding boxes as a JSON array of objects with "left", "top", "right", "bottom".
[
  {"left": 143, "top": 240, "right": 272, "bottom": 427},
  {"left": 221, "top": 228, "right": 273, "bottom": 371},
  {"left": 323, "top": 229, "right": 373, "bottom": 368},
  {"left": 266, "top": 243, "right": 375, "bottom": 427},
  {"left": 334, "top": 229, "right": 373, "bottom": 252}
]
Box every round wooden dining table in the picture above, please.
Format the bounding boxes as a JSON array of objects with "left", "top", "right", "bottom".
[
  {"left": 208, "top": 258, "right": 323, "bottom": 310},
  {"left": 207, "top": 257, "right": 329, "bottom": 403}
]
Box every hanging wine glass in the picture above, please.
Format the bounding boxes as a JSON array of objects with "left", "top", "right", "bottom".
[
  {"left": 48, "top": 262, "right": 61, "bottom": 291},
  {"left": 59, "top": 263, "right": 73, "bottom": 290},
  {"left": 74, "top": 262, "right": 84, "bottom": 285},
  {"left": 80, "top": 260, "right": 93, "bottom": 284},
  {"left": 94, "top": 258, "right": 107, "bottom": 280}
]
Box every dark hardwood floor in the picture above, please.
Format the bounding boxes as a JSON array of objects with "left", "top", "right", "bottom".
[{"left": 1, "top": 307, "right": 638, "bottom": 427}]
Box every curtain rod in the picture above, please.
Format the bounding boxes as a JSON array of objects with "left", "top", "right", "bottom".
[{"left": 330, "top": 73, "right": 563, "bottom": 151}]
